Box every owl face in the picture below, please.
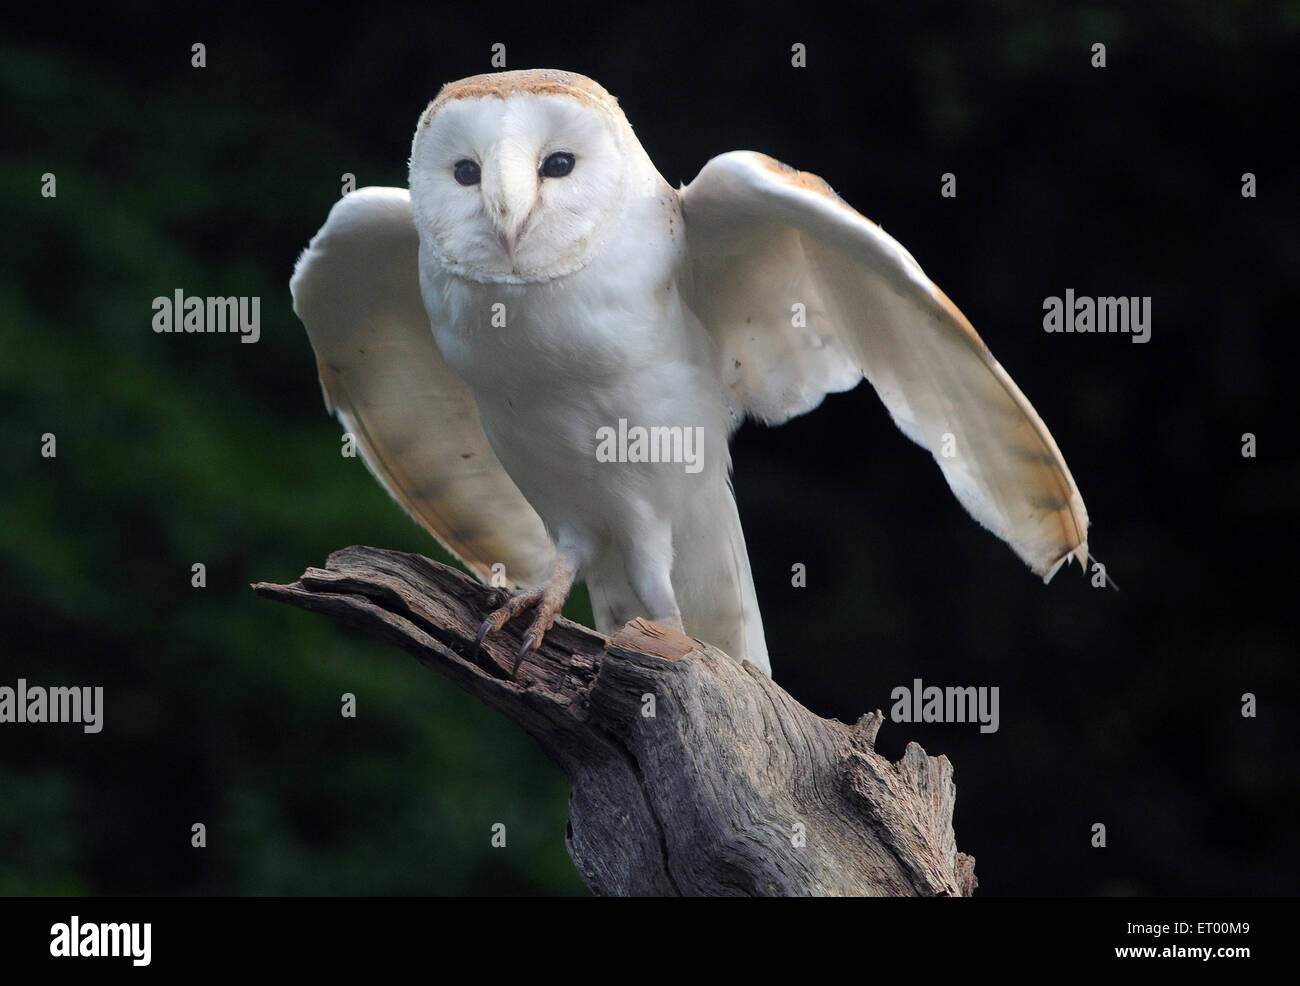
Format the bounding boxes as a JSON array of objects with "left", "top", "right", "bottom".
[{"left": 410, "top": 91, "right": 630, "bottom": 284}]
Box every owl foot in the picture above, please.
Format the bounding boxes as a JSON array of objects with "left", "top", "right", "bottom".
[{"left": 472, "top": 557, "right": 576, "bottom": 673}]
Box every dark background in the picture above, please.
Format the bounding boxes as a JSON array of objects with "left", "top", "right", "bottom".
[{"left": 2, "top": 1, "right": 1295, "bottom": 895}]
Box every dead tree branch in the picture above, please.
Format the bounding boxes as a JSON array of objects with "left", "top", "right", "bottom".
[{"left": 254, "top": 545, "right": 977, "bottom": 897}]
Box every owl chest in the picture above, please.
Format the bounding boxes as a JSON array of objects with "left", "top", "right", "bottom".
[
  {"left": 430, "top": 269, "right": 690, "bottom": 410},
  {"left": 425, "top": 266, "right": 713, "bottom": 500}
]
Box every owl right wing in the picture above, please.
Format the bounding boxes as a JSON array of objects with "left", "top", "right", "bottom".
[
  {"left": 290, "top": 186, "right": 556, "bottom": 588},
  {"left": 680, "top": 152, "right": 1088, "bottom": 581}
]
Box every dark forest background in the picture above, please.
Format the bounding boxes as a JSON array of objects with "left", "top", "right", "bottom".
[{"left": 1, "top": 1, "right": 1295, "bottom": 895}]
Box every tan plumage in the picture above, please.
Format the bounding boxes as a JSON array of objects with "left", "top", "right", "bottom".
[{"left": 423, "top": 69, "right": 621, "bottom": 119}]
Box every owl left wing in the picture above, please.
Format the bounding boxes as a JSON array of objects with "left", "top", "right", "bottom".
[
  {"left": 679, "top": 151, "right": 1088, "bottom": 581},
  {"left": 291, "top": 187, "right": 556, "bottom": 588}
]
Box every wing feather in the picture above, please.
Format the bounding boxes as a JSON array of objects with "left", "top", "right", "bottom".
[{"left": 680, "top": 152, "right": 1088, "bottom": 580}]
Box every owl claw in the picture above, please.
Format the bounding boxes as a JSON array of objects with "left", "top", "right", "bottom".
[
  {"left": 473, "top": 617, "right": 497, "bottom": 656},
  {"left": 470, "top": 556, "right": 576, "bottom": 675},
  {"left": 513, "top": 633, "right": 538, "bottom": 673}
]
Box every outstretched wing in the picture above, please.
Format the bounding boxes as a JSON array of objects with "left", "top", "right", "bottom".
[
  {"left": 290, "top": 186, "right": 556, "bottom": 587},
  {"left": 680, "top": 152, "right": 1088, "bottom": 580}
]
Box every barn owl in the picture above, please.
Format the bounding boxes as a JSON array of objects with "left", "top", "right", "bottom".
[{"left": 291, "top": 69, "right": 1089, "bottom": 677}]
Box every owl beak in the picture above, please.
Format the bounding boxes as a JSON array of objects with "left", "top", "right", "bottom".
[
  {"left": 491, "top": 205, "right": 531, "bottom": 263},
  {"left": 483, "top": 150, "right": 536, "bottom": 264}
]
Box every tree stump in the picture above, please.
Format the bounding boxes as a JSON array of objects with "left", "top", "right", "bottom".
[{"left": 254, "top": 545, "right": 977, "bottom": 897}]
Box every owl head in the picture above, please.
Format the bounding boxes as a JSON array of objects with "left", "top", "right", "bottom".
[{"left": 410, "top": 70, "right": 644, "bottom": 284}]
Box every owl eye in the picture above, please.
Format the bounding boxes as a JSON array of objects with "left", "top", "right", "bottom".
[
  {"left": 453, "top": 160, "right": 481, "bottom": 186},
  {"left": 540, "top": 152, "right": 576, "bottom": 178}
]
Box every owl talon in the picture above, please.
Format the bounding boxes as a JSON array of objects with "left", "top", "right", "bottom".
[
  {"left": 471, "top": 556, "right": 576, "bottom": 674},
  {"left": 513, "top": 633, "right": 538, "bottom": 672},
  {"left": 472, "top": 617, "right": 496, "bottom": 658}
]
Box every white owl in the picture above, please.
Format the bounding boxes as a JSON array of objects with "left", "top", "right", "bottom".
[{"left": 291, "top": 69, "right": 1089, "bottom": 677}]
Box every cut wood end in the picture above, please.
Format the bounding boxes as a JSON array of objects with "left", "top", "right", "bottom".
[{"left": 608, "top": 617, "right": 700, "bottom": 662}]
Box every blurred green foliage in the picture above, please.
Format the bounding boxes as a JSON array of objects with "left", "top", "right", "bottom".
[{"left": 0, "top": 35, "right": 588, "bottom": 895}]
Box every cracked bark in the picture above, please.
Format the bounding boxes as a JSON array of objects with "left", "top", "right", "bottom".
[{"left": 254, "top": 545, "right": 977, "bottom": 897}]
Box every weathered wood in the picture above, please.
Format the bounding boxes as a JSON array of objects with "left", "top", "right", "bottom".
[{"left": 254, "top": 545, "right": 977, "bottom": 897}]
